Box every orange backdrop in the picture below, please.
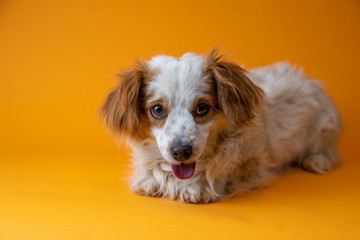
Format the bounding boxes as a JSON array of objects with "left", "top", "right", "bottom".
[{"left": 0, "top": 0, "right": 359, "bottom": 239}]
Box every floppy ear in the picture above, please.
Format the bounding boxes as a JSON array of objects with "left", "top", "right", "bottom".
[
  {"left": 99, "top": 60, "right": 149, "bottom": 140},
  {"left": 204, "top": 49, "right": 265, "bottom": 127}
]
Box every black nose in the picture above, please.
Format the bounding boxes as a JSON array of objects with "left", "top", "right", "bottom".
[{"left": 170, "top": 144, "right": 192, "bottom": 161}]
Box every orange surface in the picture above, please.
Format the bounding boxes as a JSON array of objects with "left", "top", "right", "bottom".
[{"left": 0, "top": 0, "right": 359, "bottom": 239}]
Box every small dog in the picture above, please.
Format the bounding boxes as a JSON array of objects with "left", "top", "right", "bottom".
[{"left": 99, "top": 49, "right": 342, "bottom": 203}]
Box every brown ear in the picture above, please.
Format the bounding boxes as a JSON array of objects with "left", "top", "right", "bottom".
[
  {"left": 99, "top": 60, "right": 149, "bottom": 140},
  {"left": 204, "top": 49, "right": 265, "bottom": 127}
]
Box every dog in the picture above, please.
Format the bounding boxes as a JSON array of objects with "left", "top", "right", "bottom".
[{"left": 99, "top": 49, "right": 342, "bottom": 203}]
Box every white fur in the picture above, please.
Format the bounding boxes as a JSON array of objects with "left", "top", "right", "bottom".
[{"left": 116, "top": 53, "right": 342, "bottom": 203}]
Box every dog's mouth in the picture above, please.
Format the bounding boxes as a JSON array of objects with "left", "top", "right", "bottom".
[{"left": 170, "top": 162, "right": 196, "bottom": 180}]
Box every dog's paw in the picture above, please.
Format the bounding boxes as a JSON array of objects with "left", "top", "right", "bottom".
[
  {"left": 302, "top": 154, "right": 333, "bottom": 174},
  {"left": 131, "top": 177, "right": 161, "bottom": 197},
  {"left": 178, "top": 188, "right": 218, "bottom": 204},
  {"left": 132, "top": 186, "right": 160, "bottom": 197}
]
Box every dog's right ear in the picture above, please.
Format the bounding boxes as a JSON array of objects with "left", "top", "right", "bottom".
[{"left": 99, "top": 60, "right": 149, "bottom": 140}]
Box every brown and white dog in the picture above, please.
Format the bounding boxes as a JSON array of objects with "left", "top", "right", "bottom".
[{"left": 99, "top": 49, "right": 342, "bottom": 203}]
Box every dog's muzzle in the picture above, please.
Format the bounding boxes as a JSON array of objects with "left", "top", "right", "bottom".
[{"left": 169, "top": 143, "right": 196, "bottom": 180}]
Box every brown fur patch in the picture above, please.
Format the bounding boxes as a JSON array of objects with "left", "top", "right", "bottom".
[
  {"left": 190, "top": 95, "right": 218, "bottom": 124},
  {"left": 203, "top": 48, "right": 265, "bottom": 128},
  {"left": 145, "top": 94, "right": 170, "bottom": 128}
]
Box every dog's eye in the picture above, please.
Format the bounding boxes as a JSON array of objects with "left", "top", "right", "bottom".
[
  {"left": 195, "top": 103, "right": 209, "bottom": 117},
  {"left": 150, "top": 105, "right": 165, "bottom": 119}
]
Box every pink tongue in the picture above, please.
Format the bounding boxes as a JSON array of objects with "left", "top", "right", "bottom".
[{"left": 170, "top": 162, "right": 196, "bottom": 179}]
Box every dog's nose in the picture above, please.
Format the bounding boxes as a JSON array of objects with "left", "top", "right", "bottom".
[{"left": 170, "top": 144, "right": 192, "bottom": 161}]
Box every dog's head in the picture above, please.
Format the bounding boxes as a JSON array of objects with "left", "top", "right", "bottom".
[{"left": 99, "top": 49, "right": 264, "bottom": 179}]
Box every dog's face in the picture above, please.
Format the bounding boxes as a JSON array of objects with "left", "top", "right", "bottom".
[
  {"left": 145, "top": 53, "right": 218, "bottom": 179},
  {"left": 99, "top": 49, "right": 264, "bottom": 180}
]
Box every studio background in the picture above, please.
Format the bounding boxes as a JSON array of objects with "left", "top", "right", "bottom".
[{"left": 1, "top": 0, "right": 359, "bottom": 239}]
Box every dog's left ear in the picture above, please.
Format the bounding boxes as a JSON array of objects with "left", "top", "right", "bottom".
[{"left": 204, "top": 49, "right": 265, "bottom": 127}]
